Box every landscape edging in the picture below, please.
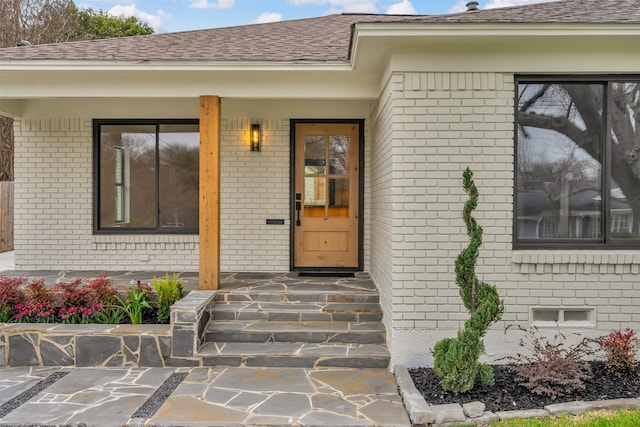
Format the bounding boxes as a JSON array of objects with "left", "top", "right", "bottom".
[{"left": 393, "top": 365, "right": 640, "bottom": 426}]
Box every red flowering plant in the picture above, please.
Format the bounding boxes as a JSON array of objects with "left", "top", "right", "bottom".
[
  {"left": 58, "top": 303, "right": 102, "bottom": 324},
  {"left": 57, "top": 279, "right": 92, "bottom": 307},
  {"left": 0, "top": 274, "right": 176, "bottom": 325},
  {"left": 14, "top": 302, "right": 56, "bottom": 323},
  {"left": 87, "top": 275, "right": 123, "bottom": 324},
  {"left": 55, "top": 279, "right": 102, "bottom": 323},
  {"left": 597, "top": 328, "right": 640, "bottom": 377},
  {"left": 0, "top": 275, "right": 125, "bottom": 324},
  {"left": 0, "top": 276, "right": 25, "bottom": 322},
  {"left": 88, "top": 275, "right": 119, "bottom": 306},
  {"left": 15, "top": 279, "right": 58, "bottom": 323}
]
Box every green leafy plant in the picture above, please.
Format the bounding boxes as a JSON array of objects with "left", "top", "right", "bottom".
[
  {"left": 94, "top": 305, "right": 126, "bottom": 324},
  {"left": 152, "top": 273, "right": 183, "bottom": 324},
  {"left": 597, "top": 328, "right": 640, "bottom": 377},
  {"left": 432, "top": 167, "right": 504, "bottom": 393},
  {"left": 502, "top": 325, "right": 594, "bottom": 398},
  {"left": 115, "top": 284, "right": 151, "bottom": 325}
]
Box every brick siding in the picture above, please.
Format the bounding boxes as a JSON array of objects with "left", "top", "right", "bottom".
[{"left": 371, "top": 72, "right": 640, "bottom": 366}]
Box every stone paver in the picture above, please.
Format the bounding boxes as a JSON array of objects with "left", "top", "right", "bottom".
[
  {"left": 0, "top": 367, "right": 174, "bottom": 426},
  {"left": 0, "top": 366, "right": 410, "bottom": 426},
  {"left": 0, "top": 367, "right": 60, "bottom": 405},
  {"left": 150, "top": 367, "right": 410, "bottom": 426}
]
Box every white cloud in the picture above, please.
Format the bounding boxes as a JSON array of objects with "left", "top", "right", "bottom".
[
  {"left": 334, "top": 0, "right": 378, "bottom": 13},
  {"left": 108, "top": 4, "right": 164, "bottom": 32},
  {"left": 485, "top": 0, "right": 557, "bottom": 8},
  {"left": 190, "top": 0, "right": 235, "bottom": 9},
  {"left": 386, "top": 0, "right": 417, "bottom": 15},
  {"left": 255, "top": 12, "right": 283, "bottom": 23},
  {"left": 448, "top": 0, "right": 557, "bottom": 13},
  {"left": 289, "top": 0, "right": 326, "bottom": 4},
  {"left": 289, "top": 0, "right": 378, "bottom": 13}
]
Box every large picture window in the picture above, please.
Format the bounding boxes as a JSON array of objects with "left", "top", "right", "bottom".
[
  {"left": 515, "top": 77, "right": 640, "bottom": 248},
  {"left": 94, "top": 119, "right": 199, "bottom": 233}
]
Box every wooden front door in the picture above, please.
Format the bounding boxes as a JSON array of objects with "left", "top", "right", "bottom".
[{"left": 294, "top": 122, "right": 360, "bottom": 269}]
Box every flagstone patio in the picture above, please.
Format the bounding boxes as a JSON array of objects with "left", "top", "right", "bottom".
[{"left": 0, "top": 366, "right": 411, "bottom": 426}]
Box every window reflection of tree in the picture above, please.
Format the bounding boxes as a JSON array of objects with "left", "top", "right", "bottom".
[
  {"left": 517, "top": 82, "right": 640, "bottom": 240},
  {"left": 159, "top": 139, "right": 199, "bottom": 228},
  {"left": 100, "top": 125, "right": 199, "bottom": 230},
  {"left": 303, "top": 134, "right": 350, "bottom": 217},
  {"left": 329, "top": 135, "right": 349, "bottom": 175}
]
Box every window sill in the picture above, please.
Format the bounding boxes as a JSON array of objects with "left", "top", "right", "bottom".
[
  {"left": 93, "top": 234, "right": 198, "bottom": 244},
  {"left": 512, "top": 250, "right": 640, "bottom": 265}
]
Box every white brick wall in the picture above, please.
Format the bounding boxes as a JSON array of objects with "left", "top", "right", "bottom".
[
  {"left": 13, "top": 118, "right": 199, "bottom": 271},
  {"left": 371, "top": 74, "right": 404, "bottom": 348},
  {"left": 13, "top": 80, "right": 639, "bottom": 368},
  {"left": 13, "top": 116, "right": 292, "bottom": 272},
  {"left": 220, "top": 118, "right": 290, "bottom": 271},
  {"left": 11, "top": 103, "right": 371, "bottom": 273},
  {"left": 372, "top": 72, "right": 640, "bottom": 367}
]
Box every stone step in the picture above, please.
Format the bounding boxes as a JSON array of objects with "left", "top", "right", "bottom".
[
  {"left": 215, "top": 290, "right": 379, "bottom": 304},
  {"left": 212, "top": 301, "right": 383, "bottom": 322},
  {"left": 197, "top": 342, "right": 390, "bottom": 368},
  {"left": 204, "top": 320, "right": 386, "bottom": 344}
]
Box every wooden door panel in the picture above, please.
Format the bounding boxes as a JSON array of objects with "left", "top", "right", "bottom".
[
  {"left": 294, "top": 123, "right": 359, "bottom": 268},
  {"left": 302, "top": 231, "right": 349, "bottom": 251}
]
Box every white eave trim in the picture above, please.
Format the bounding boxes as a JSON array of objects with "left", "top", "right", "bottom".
[
  {"left": 352, "top": 22, "right": 640, "bottom": 38},
  {"left": 0, "top": 59, "right": 353, "bottom": 72},
  {"left": 350, "top": 21, "right": 640, "bottom": 69}
]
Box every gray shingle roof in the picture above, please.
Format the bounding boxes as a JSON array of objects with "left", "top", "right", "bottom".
[{"left": 0, "top": 0, "right": 638, "bottom": 62}]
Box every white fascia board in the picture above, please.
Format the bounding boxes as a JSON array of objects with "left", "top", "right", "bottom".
[
  {"left": 352, "top": 22, "right": 640, "bottom": 39},
  {"left": 0, "top": 68, "right": 379, "bottom": 99},
  {"left": 0, "top": 60, "right": 372, "bottom": 99},
  {"left": 0, "top": 59, "right": 352, "bottom": 72}
]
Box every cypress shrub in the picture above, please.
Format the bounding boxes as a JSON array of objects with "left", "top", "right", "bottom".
[{"left": 432, "top": 167, "right": 504, "bottom": 393}]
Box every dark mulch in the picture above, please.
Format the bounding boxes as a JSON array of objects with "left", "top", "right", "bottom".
[
  {"left": 132, "top": 371, "right": 188, "bottom": 418},
  {"left": 409, "top": 362, "right": 640, "bottom": 413},
  {"left": 140, "top": 308, "right": 164, "bottom": 324}
]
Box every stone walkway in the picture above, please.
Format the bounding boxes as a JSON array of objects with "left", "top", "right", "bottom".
[
  {"left": 0, "top": 269, "right": 410, "bottom": 425},
  {"left": 0, "top": 366, "right": 410, "bottom": 426}
]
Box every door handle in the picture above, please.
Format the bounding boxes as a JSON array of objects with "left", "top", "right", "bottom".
[{"left": 295, "top": 194, "right": 301, "bottom": 226}]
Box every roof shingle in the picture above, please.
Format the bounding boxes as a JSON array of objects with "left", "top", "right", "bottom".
[{"left": 0, "top": 0, "right": 637, "bottom": 62}]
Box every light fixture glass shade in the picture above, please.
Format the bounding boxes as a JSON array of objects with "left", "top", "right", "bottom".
[{"left": 250, "top": 123, "right": 260, "bottom": 151}]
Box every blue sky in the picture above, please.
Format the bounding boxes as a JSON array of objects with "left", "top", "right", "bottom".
[{"left": 76, "top": 0, "right": 556, "bottom": 33}]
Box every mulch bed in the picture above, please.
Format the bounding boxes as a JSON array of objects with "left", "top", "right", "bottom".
[{"left": 409, "top": 362, "right": 640, "bottom": 413}]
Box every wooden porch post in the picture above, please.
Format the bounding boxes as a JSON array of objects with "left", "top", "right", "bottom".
[{"left": 199, "top": 96, "right": 221, "bottom": 290}]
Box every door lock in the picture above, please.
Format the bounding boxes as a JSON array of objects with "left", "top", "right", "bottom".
[{"left": 295, "top": 193, "right": 302, "bottom": 226}]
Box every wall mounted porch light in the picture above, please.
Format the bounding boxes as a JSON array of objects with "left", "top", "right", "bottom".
[{"left": 250, "top": 123, "right": 261, "bottom": 152}]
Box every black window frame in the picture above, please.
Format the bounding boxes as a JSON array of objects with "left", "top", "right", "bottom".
[
  {"left": 514, "top": 75, "right": 640, "bottom": 250},
  {"left": 93, "top": 118, "right": 200, "bottom": 235}
]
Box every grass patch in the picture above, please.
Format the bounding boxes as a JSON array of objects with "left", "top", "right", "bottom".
[{"left": 492, "top": 409, "right": 640, "bottom": 426}]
